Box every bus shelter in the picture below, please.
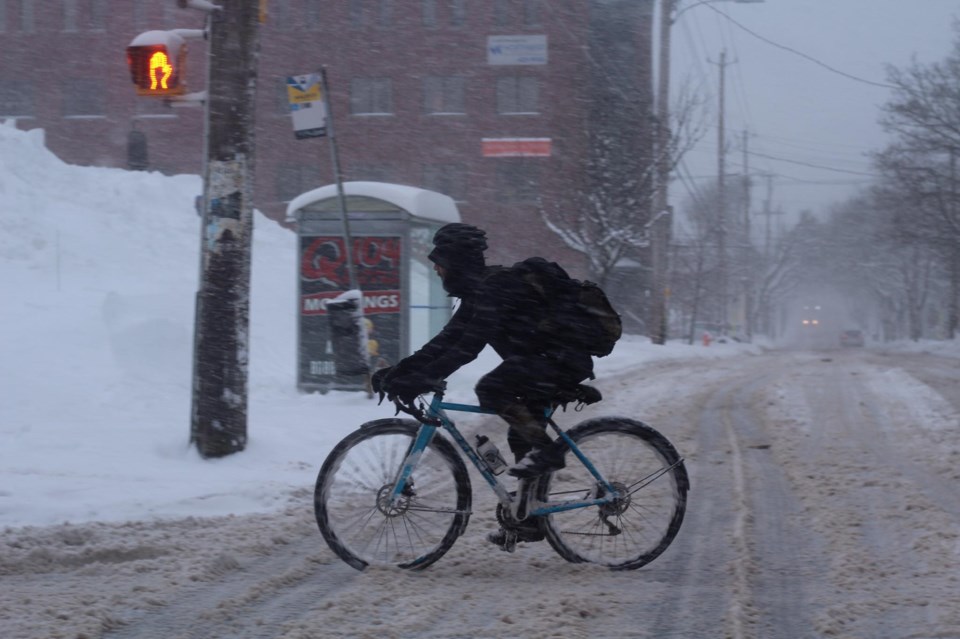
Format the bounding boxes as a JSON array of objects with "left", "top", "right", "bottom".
[{"left": 286, "top": 182, "right": 459, "bottom": 393}]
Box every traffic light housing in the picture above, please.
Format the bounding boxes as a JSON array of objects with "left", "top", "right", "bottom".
[{"left": 127, "top": 31, "right": 187, "bottom": 97}]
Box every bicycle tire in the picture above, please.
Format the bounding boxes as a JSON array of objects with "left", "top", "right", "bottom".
[
  {"left": 314, "top": 419, "right": 472, "bottom": 570},
  {"left": 535, "top": 417, "right": 689, "bottom": 570}
]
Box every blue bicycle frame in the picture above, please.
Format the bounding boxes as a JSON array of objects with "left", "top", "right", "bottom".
[{"left": 388, "top": 392, "right": 622, "bottom": 517}]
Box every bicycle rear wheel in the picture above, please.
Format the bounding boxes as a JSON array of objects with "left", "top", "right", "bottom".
[
  {"left": 536, "top": 417, "right": 688, "bottom": 570},
  {"left": 314, "top": 419, "right": 472, "bottom": 570}
]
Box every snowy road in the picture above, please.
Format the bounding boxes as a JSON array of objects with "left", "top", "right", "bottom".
[{"left": 3, "top": 349, "right": 959, "bottom": 639}]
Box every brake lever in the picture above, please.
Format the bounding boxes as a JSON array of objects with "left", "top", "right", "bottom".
[{"left": 393, "top": 397, "right": 443, "bottom": 426}]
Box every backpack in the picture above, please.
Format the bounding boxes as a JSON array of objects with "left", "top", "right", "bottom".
[{"left": 511, "top": 257, "right": 622, "bottom": 357}]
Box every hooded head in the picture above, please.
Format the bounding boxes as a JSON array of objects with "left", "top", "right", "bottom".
[{"left": 428, "top": 223, "right": 488, "bottom": 296}]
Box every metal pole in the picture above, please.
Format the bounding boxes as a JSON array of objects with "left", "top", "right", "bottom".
[
  {"left": 319, "top": 67, "right": 359, "bottom": 292},
  {"left": 715, "top": 49, "right": 729, "bottom": 335},
  {"left": 650, "top": 0, "right": 674, "bottom": 345},
  {"left": 742, "top": 128, "right": 752, "bottom": 340}
]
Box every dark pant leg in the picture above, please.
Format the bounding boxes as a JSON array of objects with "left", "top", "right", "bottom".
[{"left": 475, "top": 353, "right": 592, "bottom": 460}]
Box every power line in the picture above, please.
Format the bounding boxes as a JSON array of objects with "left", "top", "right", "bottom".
[
  {"left": 746, "top": 150, "right": 881, "bottom": 177},
  {"left": 702, "top": 3, "right": 896, "bottom": 90}
]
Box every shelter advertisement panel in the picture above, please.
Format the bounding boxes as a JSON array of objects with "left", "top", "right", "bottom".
[{"left": 299, "top": 234, "right": 402, "bottom": 388}]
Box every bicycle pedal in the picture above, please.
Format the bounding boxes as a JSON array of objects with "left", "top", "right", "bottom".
[{"left": 487, "top": 529, "right": 518, "bottom": 552}]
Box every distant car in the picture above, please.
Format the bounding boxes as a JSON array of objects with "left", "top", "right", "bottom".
[{"left": 839, "top": 329, "right": 865, "bottom": 347}]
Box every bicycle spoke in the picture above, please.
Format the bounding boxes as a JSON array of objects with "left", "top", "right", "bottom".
[
  {"left": 540, "top": 418, "right": 687, "bottom": 569},
  {"left": 316, "top": 422, "right": 470, "bottom": 569}
]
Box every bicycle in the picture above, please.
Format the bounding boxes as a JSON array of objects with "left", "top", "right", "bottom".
[{"left": 314, "top": 382, "right": 689, "bottom": 571}]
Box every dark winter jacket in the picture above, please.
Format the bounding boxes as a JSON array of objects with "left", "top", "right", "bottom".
[{"left": 397, "top": 265, "right": 586, "bottom": 383}]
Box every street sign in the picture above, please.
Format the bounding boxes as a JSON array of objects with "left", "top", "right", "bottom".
[{"left": 286, "top": 73, "right": 327, "bottom": 139}]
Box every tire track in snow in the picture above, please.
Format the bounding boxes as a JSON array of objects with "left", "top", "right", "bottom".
[
  {"left": 727, "top": 376, "right": 826, "bottom": 639},
  {"left": 97, "top": 509, "right": 359, "bottom": 639}
]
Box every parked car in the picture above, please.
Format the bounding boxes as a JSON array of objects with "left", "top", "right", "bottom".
[{"left": 839, "top": 329, "right": 865, "bottom": 347}]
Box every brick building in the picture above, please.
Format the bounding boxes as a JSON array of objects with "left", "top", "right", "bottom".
[{"left": 1, "top": 0, "right": 655, "bottom": 325}]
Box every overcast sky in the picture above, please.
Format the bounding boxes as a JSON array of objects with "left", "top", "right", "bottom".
[{"left": 665, "top": 0, "right": 959, "bottom": 225}]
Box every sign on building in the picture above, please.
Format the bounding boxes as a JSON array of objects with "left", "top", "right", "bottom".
[
  {"left": 487, "top": 35, "right": 548, "bottom": 65},
  {"left": 481, "top": 137, "right": 552, "bottom": 157}
]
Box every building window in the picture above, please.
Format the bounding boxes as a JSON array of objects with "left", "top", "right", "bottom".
[
  {"left": 20, "top": 0, "right": 34, "bottom": 32},
  {"left": 127, "top": 129, "right": 149, "bottom": 171},
  {"left": 351, "top": 78, "right": 392, "bottom": 115},
  {"left": 64, "top": 0, "right": 106, "bottom": 30},
  {"left": 423, "top": 76, "right": 465, "bottom": 114},
  {"left": 423, "top": 0, "right": 465, "bottom": 27},
  {"left": 423, "top": 163, "right": 467, "bottom": 201},
  {"left": 496, "top": 76, "right": 539, "bottom": 114},
  {"left": 305, "top": 0, "right": 322, "bottom": 29},
  {"left": 163, "top": 2, "right": 179, "bottom": 28},
  {"left": 378, "top": 0, "right": 393, "bottom": 27},
  {"left": 63, "top": 0, "right": 78, "bottom": 31},
  {"left": 349, "top": 0, "right": 391, "bottom": 27},
  {"left": 422, "top": 0, "right": 436, "bottom": 27},
  {"left": 348, "top": 0, "right": 366, "bottom": 26},
  {"left": 275, "top": 164, "right": 322, "bottom": 202},
  {"left": 62, "top": 79, "right": 105, "bottom": 117},
  {"left": 493, "top": 0, "right": 509, "bottom": 27},
  {"left": 0, "top": 80, "right": 35, "bottom": 117},
  {"left": 271, "top": 0, "right": 293, "bottom": 29},
  {"left": 133, "top": 0, "right": 148, "bottom": 30},
  {"left": 495, "top": 160, "right": 539, "bottom": 202},
  {"left": 89, "top": 0, "right": 106, "bottom": 30},
  {"left": 450, "top": 0, "right": 466, "bottom": 26},
  {"left": 523, "top": 0, "right": 541, "bottom": 26}
]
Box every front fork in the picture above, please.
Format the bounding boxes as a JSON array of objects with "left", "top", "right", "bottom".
[{"left": 388, "top": 423, "right": 438, "bottom": 507}]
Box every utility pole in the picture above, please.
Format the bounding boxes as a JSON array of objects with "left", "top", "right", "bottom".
[
  {"left": 950, "top": 148, "right": 959, "bottom": 339},
  {"left": 191, "top": 1, "right": 262, "bottom": 458},
  {"left": 742, "top": 130, "right": 751, "bottom": 241},
  {"left": 650, "top": 0, "right": 675, "bottom": 345},
  {"left": 711, "top": 49, "right": 732, "bottom": 335},
  {"left": 762, "top": 172, "right": 774, "bottom": 260},
  {"left": 742, "top": 129, "right": 752, "bottom": 340}
]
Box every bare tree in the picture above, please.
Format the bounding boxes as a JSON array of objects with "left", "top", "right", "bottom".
[
  {"left": 541, "top": 83, "right": 707, "bottom": 287},
  {"left": 876, "top": 31, "right": 960, "bottom": 337}
]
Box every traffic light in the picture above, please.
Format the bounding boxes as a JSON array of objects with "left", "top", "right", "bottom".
[{"left": 126, "top": 31, "right": 187, "bottom": 97}]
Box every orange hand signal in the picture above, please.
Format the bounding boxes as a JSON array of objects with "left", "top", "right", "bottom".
[{"left": 148, "top": 51, "right": 174, "bottom": 90}]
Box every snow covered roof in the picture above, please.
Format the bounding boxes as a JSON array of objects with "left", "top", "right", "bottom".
[{"left": 285, "top": 181, "right": 460, "bottom": 224}]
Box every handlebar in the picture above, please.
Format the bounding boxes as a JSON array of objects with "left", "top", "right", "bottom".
[
  {"left": 392, "top": 397, "right": 440, "bottom": 425},
  {"left": 388, "top": 382, "right": 446, "bottom": 426}
]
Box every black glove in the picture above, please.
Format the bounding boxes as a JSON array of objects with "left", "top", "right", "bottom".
[
  {"left": 371, "top": 366, "right": 393, "bottom": 395},
  {"left": 385, "top": 372, "right": 437, "bottom": 404}
]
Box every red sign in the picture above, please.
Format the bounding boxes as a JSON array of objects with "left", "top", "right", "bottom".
[
  {"left": 298, "top": 234, "right": 403, "bottom": 386},
  {"left": 300, "top": 236, "right": 401, "bottom": 288},
  {"left": 481, "top": 137, "right": 551, "bottom": 157}
]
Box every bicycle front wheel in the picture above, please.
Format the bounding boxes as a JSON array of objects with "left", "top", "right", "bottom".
[
  {"left": 314, "top": 419, "right": 472, "bottom": 571},
  {"left": 536, "top": 417, "right": 689, "bottom": 570}
]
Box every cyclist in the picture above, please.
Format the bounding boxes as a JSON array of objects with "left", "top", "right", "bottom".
[{"left": 372, "top": 223, "right": 595, "bottom": 543}]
